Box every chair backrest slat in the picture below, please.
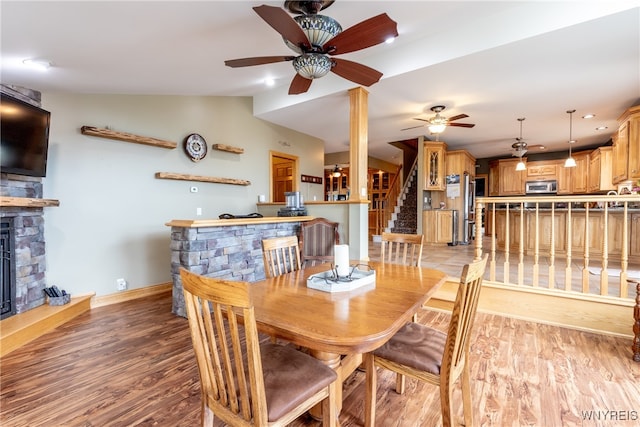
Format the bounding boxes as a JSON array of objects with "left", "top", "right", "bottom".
[
  {"left": 262, "top": 235, "right": 302, "bottom": 278},
  {"left": 380, "top": 232, "right": 424, "bottom": 267}
]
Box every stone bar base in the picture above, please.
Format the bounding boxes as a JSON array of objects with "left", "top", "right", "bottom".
[{"left": 167, "top": 216, "right": 313, "bottom": 317}]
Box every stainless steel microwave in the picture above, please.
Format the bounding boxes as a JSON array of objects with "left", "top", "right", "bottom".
[{"left": 525, "top": 180, "right": 557, "bottom": 194}]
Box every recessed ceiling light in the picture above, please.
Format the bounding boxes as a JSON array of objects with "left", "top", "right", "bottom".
[
  {"left": 582, "top": 113, "right": 595, "bottom": 119},
  {"left": 22, "top": 58, "right": 52, "bottom": 71},
  {"left": 595, "top": 126, "right": 608, "bottom": 131}
]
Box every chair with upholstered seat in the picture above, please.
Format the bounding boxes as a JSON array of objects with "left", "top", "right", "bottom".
[
  {"left": 364, "top": 255, "right": 488, "bottom": 427},
  {"left": 299, "top": 217, "right": 340, "bottom": 267},
  {"left": 380, "top": 232, "right": 423, "bottom": 267},
  {"left": 180, "top": 268, "right": 337, "bottom": 427},
  {"left": 262, "top": 235, "right": 302, "bottom": 278}
]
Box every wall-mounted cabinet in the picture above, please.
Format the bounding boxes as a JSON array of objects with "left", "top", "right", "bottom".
[
  {"left": 588, "top": 146, "right": 615, "bottom": 193},
  {"left": 424, "top": 142, "right": 447, "bottom": 191},
  {"left": 570, "top": 151, "right": 590, "bottom": 194},
  {"left": 613, "top": 105, "right": 640, "bottom": 183},
  {"left": 489, "top": 158, "right": 525, "bottom": 196}
]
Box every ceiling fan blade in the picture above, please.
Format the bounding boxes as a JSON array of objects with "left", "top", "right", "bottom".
[
  {"left": 401, "top": 125, "right": 426, "bottom": 131},
  {"left": 288, "top": 73, "right": 313, "bottom": 95},
  {"left": 323, "top": 13, "right": 398, "bottom": 55},
  {"left": 253, "top": 5, "right": 310, "bottom": 49},
  {"left": 412, "top": 118, "right": 431, "bottom": 123},
  {"left": 225, "top": 56, "right": 295, "bottom": 68},
  {"left": 448, "top": 122, "right": 476, "bottom": 128},
  {"left": 448, "top": 114, "right": 469, "bottom": 122},
  {"left": 331, "top": 58, "right": 383, "bottom": 86}
]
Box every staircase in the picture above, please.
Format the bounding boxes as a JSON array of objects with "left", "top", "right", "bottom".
[{"left": 387, "top": 160, "right": 418, "bottom": 234}]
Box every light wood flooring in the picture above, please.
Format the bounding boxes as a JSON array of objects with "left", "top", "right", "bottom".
[{"left": 2, "top": 291, "right": 639, "bottom": 426}]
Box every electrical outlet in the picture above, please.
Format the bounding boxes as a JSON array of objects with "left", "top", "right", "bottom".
[{"left": 116, "top": 278, "right": 127, "bottom": 291}]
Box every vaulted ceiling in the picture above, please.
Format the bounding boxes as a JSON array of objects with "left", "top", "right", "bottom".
[{"left": 2, "top": 1, "right": 638, "bottom": 163}]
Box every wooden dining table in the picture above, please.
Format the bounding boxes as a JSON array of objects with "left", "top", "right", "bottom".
[{"left": 249, "top": 261, "right": 448, "bottom": 418}]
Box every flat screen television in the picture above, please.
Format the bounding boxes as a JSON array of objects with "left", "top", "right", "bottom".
[{"left": 0, "top": 93, "right": 51, "bottom": 177}]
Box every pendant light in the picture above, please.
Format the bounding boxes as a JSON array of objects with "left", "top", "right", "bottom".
[
  {"left": 564, "top": 109, "right": 577, "bottom": 168},
  {"left": 514, "top": 117, "right": 527, "bottom": 171}
]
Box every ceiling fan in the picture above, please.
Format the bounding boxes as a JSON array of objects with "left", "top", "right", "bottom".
[
  {"left": 401, "top": 105, "right": 476, "bottom": 133},
  {"left": 510, "top": 117, "right": 545, "bottom": 157},
  {"left": 224, "top": 1, "right": 398, "bottom": 95}
]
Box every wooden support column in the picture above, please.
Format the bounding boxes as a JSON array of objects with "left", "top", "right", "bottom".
[
  {"left": 348, "top": 87, "right": 370, "bottom": 262},
  {"left": 348, "top": 87, "right": 369, "bottom": 202}
]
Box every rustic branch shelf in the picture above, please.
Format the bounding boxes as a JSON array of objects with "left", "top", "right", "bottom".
[
  {"left": 1, "top": 197, "right": 60, "bottom": 208},
  {"left": 81, "top": 126, "right": 177, "bottom": 149},
  {"left": 211, "top": 144, "right": 244, "bottom": 154},
  {"left": 155, "top": 172, "right": 250, "bottom": 186}
]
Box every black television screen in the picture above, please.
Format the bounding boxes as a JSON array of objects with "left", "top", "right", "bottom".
[{"left": 0, "top": 93, "right": 51, "bottom": 177}]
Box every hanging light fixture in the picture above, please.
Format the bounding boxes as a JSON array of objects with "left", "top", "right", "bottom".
[
  {"left": 513, "top": 117, "right": 527, "bottom": 171},
  {"left": 331, "top": 164, "right": 342, "bottom": 178},
  {"left": 564, "top": 109, "right": 577, "bottom": 168}
]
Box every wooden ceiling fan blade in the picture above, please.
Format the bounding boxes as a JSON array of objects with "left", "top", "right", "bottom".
[
  {"left": 401, "top": 125, "right": 426, "bottom": 131},
  {"left": 448, "top": 122, "right": 476, "bottom": 128},
  {"left": 323, "top": 13, "right": 398, "bottom": 55},
  {"left": 225, "top": 56, "right": 295, "bottom": 68},
  {"left": 448, "top": 114, "right": 469, "bottom": 122},
  {"left": 253, "top": 5, "right": 310, "bottom": 49},
  {"left": 331, "top": 58, "right": 383, "bottom": 86},
  {"left": 288, "top": 73, "right": 313, "bottom": 95},
  {"left": 412, "top": 118, "right": 431, "bottom": 123}
]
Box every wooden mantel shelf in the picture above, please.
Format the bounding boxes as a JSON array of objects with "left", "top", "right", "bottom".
[
  {"left": 155, "top": 172, "right": 250, "bottom": 186},
  {"left": 81, "top": 126, "right": 177, "bottom": 149},
  {"left": 1, "top": 197, "right": 60, "bottom": 208}
]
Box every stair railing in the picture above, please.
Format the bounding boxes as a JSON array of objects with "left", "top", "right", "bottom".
[{"left": 378, "top": 162, "right": 408, "bottom": 234}]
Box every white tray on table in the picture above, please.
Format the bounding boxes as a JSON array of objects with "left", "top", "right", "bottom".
[{"left": 306, "top": 267, "right": 375, "bottom": 293}]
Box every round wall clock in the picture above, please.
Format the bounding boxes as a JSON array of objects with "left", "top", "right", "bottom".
[{"left": 183, "top": 133, "right": 208, "bottom": 162}]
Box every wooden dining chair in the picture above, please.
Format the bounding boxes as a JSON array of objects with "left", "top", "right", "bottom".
[
  {"left": 364, "top": 255, "right": 488, "bottom": 427},
  {"left": 298, "top": 217, "right": 340, "bottom": 267},
  {"left": 180, "top": 268, "right": 337, "bottom": 427},
  {"left": 380, "top": 232, "right": 424, "bottom": 267},
  {"left": 261, "top": 235, "right": 302, "bottom": 278}
]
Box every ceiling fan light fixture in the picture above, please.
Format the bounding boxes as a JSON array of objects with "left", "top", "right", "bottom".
[
  {"left": 516, "top": 160, "right": 527, "bottom": 171},
  {"left": 564, "top": 109, "right": 577, "bottom": 168},
  {"left": 428, "top": 123, "right": 446, "bottom": 134},
  {"left": 284, "top": 15, "right": 342, "bottom": 53},
  {"left": 331, "top": 164, "right": 341, "bottom": 177},
  {"left": 293, "top": 53, "right": 332, "bottom": 79}
]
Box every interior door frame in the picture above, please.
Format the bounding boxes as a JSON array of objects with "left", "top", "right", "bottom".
[{"left": 269, "top": 151, "right": 299, "bottom": 202}]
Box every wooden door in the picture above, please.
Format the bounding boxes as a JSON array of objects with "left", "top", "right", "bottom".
[{"left": 270, "top": 153, "right": 298, "bottom": 203}]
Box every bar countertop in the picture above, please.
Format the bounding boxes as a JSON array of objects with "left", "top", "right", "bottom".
[{"left": 165, "top": 216, "right": 315, "bottom": 228}]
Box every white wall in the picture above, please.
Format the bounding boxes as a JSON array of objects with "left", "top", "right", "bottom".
[{"left": 41, "top": 94, "right": 325, "bottom": 297}]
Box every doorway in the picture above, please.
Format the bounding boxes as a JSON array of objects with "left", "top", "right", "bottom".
[{"left": 270, "top": 151, "right": 299, "bottom": 203}]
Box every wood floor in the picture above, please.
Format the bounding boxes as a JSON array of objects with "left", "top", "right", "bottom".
[{"left": 2, "top": 291, "right": 639, "bottom": 426}]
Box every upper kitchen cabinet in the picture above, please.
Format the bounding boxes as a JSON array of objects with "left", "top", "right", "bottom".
[
  {"left": 570, "top": 151, "right": 590, "bottom": 194},
  {"left": 424, "top": 142, "right": 447, "bottom": 191},
  {"left": 613, "top": 105, "right": 640, "bottom": 184},
  {"left": 588, "top": 146, "right": 615, "bottom": 193},
  {"left": 489, "top": 158, "right": 525, "bottom": 196}
]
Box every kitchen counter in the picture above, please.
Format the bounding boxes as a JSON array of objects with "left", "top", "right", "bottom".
[{"left": 165, "top": 215, "right": 314, "bottom": 228}]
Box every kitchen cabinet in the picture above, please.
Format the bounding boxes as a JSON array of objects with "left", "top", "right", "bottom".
[
  {"left": 632, "top": 214, "right": 640, "bottom": 258},
  {"left": 526, "top": 161, "right": 557, "bottom": 179},
  {"left": 423, "top": 142, "right": 447, "bottom": 191},
  {"left": 489, "top": 161, "right": 499, "bottom": 197},
  {"left": 557, "top": 161, "right": 572, "bottom": 194},
  {"left": 369, "top": 169, "right": 395, "bottom": 210},
  {"left": 613, "top": 105, "right": 640, "bottom": 184},
  {"left": 496, "top": 159, "right": 527, "bottom": 196},
  {"left": 587, "top": 146, "right": 615, "bottom": 193},
  {"left": 570, "top": 151, "right": 590, "bottom": 194},
  {"left": 423, "top": 210, "right": 454, "bottom": 244}
]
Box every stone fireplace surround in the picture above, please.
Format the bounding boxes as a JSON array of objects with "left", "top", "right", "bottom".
[{"left": 0, "top": 175, "right": 48, "bottom": 315}]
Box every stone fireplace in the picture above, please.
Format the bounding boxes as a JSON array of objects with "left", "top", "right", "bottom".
[{"left": 0, "top": 175, "right": 48, "bottom": 318}]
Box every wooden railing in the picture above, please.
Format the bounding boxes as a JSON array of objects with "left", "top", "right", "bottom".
[
  {"left": 373, "top": 163, "right": 404, "bottom": 235},
  {"left": 473, "top": 195, "right": 640, "bottom": 300}
]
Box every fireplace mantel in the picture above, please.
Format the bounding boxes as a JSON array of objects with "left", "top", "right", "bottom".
[{"left": 0, "top": 197, "right": 60, "bottom": 208}]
